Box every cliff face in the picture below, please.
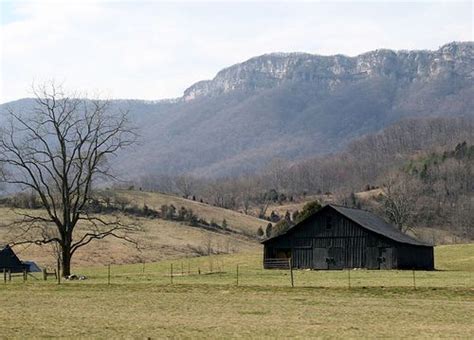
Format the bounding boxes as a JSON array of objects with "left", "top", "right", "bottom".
[{"left": 183, "top": 42, "right": 473, "bottom": 101}]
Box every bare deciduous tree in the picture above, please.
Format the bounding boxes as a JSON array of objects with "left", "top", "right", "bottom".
[
  {"left": 381, "top": 174, "right": 416, "bottom": 233},
  {"left": 175, "top": 175, "right": 196, "bottom": 198},
  {"left": 0, "top": 83, "right": 138, "bottom": 276}
]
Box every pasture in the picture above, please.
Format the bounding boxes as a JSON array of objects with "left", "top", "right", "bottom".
[{"left": 0, "top": 244, "right": 473, "bottom": 338}]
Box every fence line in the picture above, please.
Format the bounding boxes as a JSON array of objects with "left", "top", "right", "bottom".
[
  {"left": 93, "top": 259, "right": 469, "bottom": 289},
  {"left": 3, "top": 257, "right": 469, "bottom": 290}
]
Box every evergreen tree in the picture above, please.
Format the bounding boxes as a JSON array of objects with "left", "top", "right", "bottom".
[{"left": 265, "top": 223, "right": 273, "bottom": 237}]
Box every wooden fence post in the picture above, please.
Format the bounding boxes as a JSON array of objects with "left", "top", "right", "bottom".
[
  {"left": 43, "top": 268, "right": 47, "bottom": 281},
  {"left": 170, "top": 263, "right": 173, "bottom": 284},
  {"left": 107, "top": 264, "right": 111, "bottom": 285},
  {"left": 142, "top": 262, "right": 145, "bottom": 275},
  {"left": 23, "top": 269, "right": 27, "bottom": 282},
  {"left": 236, "top": 264, "right": 239, "bottom": 286},
  {"left": 289, "top": 258, "right": 294, "bottom": 288},
  {"left": 57, "top": 258, "right": 61, "bottom": 285},
  {"left": 412, "top": 269, "right": 416, "bottom": 290},
  {"left": 3, "top": 268, "right": 6, "bottom": 284},
  {"left": 347, "top": 268, "right": 351, "bottom": 289}
]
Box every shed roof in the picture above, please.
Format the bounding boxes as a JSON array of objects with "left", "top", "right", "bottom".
[
  {"left": 262, "top": 204, "right": 431, "bottom": 247},
  {"left": 0, "top": 244, "right": 25, "bottom": 269}
]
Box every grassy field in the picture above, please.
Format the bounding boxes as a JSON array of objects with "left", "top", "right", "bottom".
[{"left": 0, "top": 244, "right": 473, "bottom": 338}]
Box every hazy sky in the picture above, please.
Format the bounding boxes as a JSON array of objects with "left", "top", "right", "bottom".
[{"left": 0, "top": 0, "right": 472, "bottom": 103}]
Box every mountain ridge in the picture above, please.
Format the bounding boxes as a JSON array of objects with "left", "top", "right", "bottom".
[
  {"left": 183, "top": 41, "right": 473, "bottom": 101},
  {"left": 1, "top": 41, "right": 473, "bottom": 179}
]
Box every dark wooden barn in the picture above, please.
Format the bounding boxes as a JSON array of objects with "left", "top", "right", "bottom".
[
  {"left": 0, "top": 245, "right": 27, "bottom": 273},
  {"left": 262, "top": 205, "right": 434, "bottom": 270}
]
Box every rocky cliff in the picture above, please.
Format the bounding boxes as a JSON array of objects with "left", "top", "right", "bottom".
[{"left": 183, "top": 42, "right": 473, "bottom": 101}]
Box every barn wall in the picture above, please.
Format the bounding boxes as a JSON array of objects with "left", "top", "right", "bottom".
[
  {"left": 289, "top": 209, "right": 395, "bottom": 269},
  {"left": 263, "top": 207, "right": 434, "bottom": 270},
  {"left": 397, "top": 245, "right": 434, "bottom": 270}
]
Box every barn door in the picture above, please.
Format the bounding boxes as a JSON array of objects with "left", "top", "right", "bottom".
[
  {"left": 313, "top": 248, "right": 328, "bottom": 269},
  {"left": 365, "top": 247, "right": 379, "bottom": 269},
  {"left": 379, "top": 248, "right": 393, "bottom": 269},
  {"left": 328, "top": 247, "right": 344, "bottom": 270}
]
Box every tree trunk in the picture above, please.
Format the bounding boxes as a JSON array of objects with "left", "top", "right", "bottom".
[{"left": 61, "top": 245, "right": 72, "bottom": 277}]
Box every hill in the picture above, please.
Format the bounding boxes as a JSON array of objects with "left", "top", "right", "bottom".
[
  {"left": 1, "top": 42, "right": 472, "bottom": 178},
  {"left": 114, "top": 190, "right": 268, "bottom": 235},
  {"left": 0, "top": 191, "right": 267, "bottom": 268}
]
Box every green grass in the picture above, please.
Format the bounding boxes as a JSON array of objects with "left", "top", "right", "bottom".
[
  {"left": 0, "top": 244, "right": 473, "bottom": 338},
  {"left": 68, "top": 244, "right": 474, "bottom": 288},
  {"left": 435, "top": 243, "right": 474, "bottom": 271}
]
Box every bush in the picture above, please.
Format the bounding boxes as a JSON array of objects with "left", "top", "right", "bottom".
[
  {"left": 272, "top": 219, "right": 292, "bottom": 236},
  {"left": 265, "top": 223, "right": 273, "bottom": 237},
  {"left": 295, "top": 200, "right": 322, "bottom": 223}
]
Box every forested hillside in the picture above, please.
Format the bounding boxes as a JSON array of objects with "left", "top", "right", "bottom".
[{"left": 133, "top": 116, "right": 473, "bottom": 242}]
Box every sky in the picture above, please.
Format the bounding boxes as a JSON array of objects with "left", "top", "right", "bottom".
[{"left": 0, "top": 0, "right": 472, "bottom": 103}]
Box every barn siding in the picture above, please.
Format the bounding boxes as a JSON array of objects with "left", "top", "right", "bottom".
[
  {"left": 397, "top": 245, "right": 434, "bottom": 270},
  {"left": 293, "top": 248, "right": 312, "bottom": 268},
  {"left": 291, "top": 210, "right": 386, "bottom": 269}
]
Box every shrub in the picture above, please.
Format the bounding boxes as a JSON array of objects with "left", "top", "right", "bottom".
[
  {"left": 295, "top": 200, "right": 322, "bottom": 223},
  {"left": 265, "top": 223, "right": 273, "bottom": 237}
]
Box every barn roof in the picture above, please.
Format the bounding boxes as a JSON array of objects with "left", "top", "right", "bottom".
[
  {"left": 328, "top": 205, "right": 430, "bottom": 246},
  {"left": 262, "top": 204, "right": 431, "bottom": 247}
]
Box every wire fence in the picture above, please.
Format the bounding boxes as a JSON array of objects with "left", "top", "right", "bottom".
[{"left": 4, "top": 255, "right": 471, "bottom": 290}]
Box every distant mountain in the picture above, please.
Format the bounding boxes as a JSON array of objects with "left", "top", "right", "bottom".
[{"left": 1, "top": 42, "right": 473, "bottom": 179}]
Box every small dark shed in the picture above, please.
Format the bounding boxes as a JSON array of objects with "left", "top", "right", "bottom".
[
  {"left": 0, "top": 245, "right": 27, "bottom": 273},
  {"left": 262, "top": 205, "right": 434, "bottom": 270}
]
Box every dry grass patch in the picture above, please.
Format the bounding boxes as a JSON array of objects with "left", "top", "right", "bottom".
[{"left": 115, "top": 190, "right": 268, "bottom": 235}]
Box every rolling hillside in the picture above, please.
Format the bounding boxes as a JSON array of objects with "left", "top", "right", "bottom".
[
  {"left": 0, "top": 191, "right": 268, "bottom": 268},
  {"left": 115, "top": 189, "right": 268, "bottom": 235}
]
